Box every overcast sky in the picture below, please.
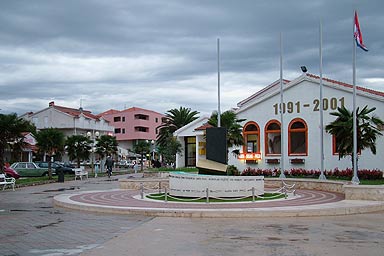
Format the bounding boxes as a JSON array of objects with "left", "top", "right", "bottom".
[{"left": 0, "top": 0, "right": 383, "bottom": 117}]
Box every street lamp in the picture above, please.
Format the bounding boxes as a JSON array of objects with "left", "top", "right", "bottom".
[
  {"left": 87, "top": 131, "right": 99, "bottom": 177},
  {"left": 145, "top": 139, "right": 155, "bottom": 167},
  {"left": 151, "top": 140, "right": 155, "bottom": 163}
]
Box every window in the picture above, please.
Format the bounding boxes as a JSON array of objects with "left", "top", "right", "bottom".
[
  {"left": 122, "top": 117, "right": 125, "bottom": 122},
  {"left": 185, "top": 137, "right": 196, "bottom": 166},
  {"left": 155, "top": 118, "right": 158, "bottom": 123},
  {"left": 114, "top": 128, "right": 121, "bottom": 134},
  {"left": 122, "top": 128, "right": 125, "bottom": 134},
  {"left": 134, "top": 114, "right": 149, "bottom": 120},
  {"left": 265, "top": 120, "right": 281, "bottom": 155},
  {"left": 332, "top": 135, "right": 360, "bottom": 155},
  {"left": 288, "top": 118, "right": 307, "bottom": 155},
  {"left": 135, "top": 126, "right": 149, "bottom": 132},
  {"left": 114, "top": 116, "right": 121, "bottom": 122},
  {"left": 243, "top": 122, "right": 260, "bottom": 154}
]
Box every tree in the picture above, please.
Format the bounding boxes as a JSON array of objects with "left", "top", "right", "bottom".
[
  {"left": 132, "top": 140, "right": 151, "bottom": 172},
  {"left": 157, "top": 107, "right": 199, "bottom": 148},
  {"left": 65, "top": 135, "right": 92, "bottom": 168},
  {"left": 208, "top": 110, "right": 246, "bottom": 155},
  {"left": 325, "top": 105, "right": 384, "bottom": 171},
  {"left": 157, "top": 136, "right": 182, "bottom": 167},
  {"left": 35, "top": 128, "right": 65, "bottom": 179},
  {"left": 95, "top": 135, "right": 118, "bottom": 161},
  {"left": 0, "top": 113, "right": 35, "bottom": 173}
]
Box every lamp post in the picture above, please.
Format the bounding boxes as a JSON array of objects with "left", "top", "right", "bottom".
[
  {"left": 151, "top": 140, "right": 155, "bottom": 163},
  {"left": 87, "top": 131, "right": 99, "bottom": 177}
]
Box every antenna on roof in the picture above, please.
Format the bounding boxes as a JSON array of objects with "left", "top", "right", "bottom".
[{"left": 79, "top": 98, "right": 83, "bottom": 112}]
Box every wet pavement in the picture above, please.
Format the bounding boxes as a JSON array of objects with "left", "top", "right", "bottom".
[
  {"left": 0, "top": 174, "right": 383, "bottom": 256},
  {"left": 0, "top": 174, "right": 153, "bottom": 256}
]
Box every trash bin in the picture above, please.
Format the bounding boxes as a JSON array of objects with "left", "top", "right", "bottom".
[{"left": 58, "top": 169, "right": 64, "bottom": 183}]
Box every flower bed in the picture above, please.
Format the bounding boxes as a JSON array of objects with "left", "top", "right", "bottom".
[{"left": 240, "top": 167, "right": 383, "bottom": 180}]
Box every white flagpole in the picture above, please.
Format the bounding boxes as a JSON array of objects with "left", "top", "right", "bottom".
[
  {"left": 217, "top": 38, "right": 221, "bottom": 128},
  {"left": 319, "top": 20, "right": 326, "bottom": 180},
  {"left": 352, "top": 12, "right": 359, "bottom": 184},
  {"left": 279, "top": 32, "right": 286, "bottom": 179}
]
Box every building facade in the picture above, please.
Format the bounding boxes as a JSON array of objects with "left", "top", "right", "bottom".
[
  {"left": 21, "top": 101, "right": 114, "bottom": 137},
  {"left": 175, "top": 74, "right": 384, "bottom": 173},
  {"left": 21, "top": 101, "right": 114, "bottom": 162},
  {"left": 174, "top": 116, "right": 210, "bottom": 168},
  {"left": 99, "top": 107, "right": 165, "bottom": 153}
]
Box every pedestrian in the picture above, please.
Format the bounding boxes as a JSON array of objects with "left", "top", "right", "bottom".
[
  {"left": 133, "top": 161, "right": 138, "bottom": 174},
  {"left": 105, "top": 156, "right": 114, "bottom": 178}
]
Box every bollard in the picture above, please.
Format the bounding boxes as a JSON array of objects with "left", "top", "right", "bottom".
[
  {"left": 94, "top": 164, "right": 98, "bottom": 178},
  {"left": 164, "top": 187, "right": 168, "bottom": 202},
  {"left": 140, "top": 183, "right": 144, "bottom": 199},
  {"left": 252, "top": 187, "right": 255, "bottom": 202},
  {"left": 206, "top": 188, "right": 209, "bottom": 204}
]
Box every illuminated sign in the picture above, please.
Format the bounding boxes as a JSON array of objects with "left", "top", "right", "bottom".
[{"left": 238, "top": 153, "right": 262, "bottom": 160}]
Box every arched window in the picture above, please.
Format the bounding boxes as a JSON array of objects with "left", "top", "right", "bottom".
[
  {"left": 288, "top": 118, "right": 307, "bottom": 155},
  {"left": 243, "top": 122, "right": 260, "bottom": 154},
  {"left": 265, "top": 120, "right": 281, "bottom": 155}
]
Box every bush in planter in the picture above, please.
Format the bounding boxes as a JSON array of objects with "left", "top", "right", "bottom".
[{"left": 226, "top": 165, "right": 240, "bottom": 176}]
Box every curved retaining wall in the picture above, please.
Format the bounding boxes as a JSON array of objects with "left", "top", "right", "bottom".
[{"left": 119, "top": 177, "right": 384, "bottom": 201}]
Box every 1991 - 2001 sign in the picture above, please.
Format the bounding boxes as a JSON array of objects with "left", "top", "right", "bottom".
[{"left": 273, "top": 97, "right": 345, "bottom": 115}]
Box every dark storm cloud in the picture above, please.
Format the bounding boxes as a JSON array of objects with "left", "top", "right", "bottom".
[{"left": 0, "top": 0, "right": 383, "bottom": 116}]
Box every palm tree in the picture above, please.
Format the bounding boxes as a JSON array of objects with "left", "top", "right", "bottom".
[
  {"left": 157, "top": 136, "right": 182, "bottom": 168},
  {"left": 132, "top": 140, "right": 151, "bottom": 172},
  {"left": 0, "top": 113, "right": 35, "bottom": 172},
  {"left": 35, "top": 128, "right": 65, "bottom": 179},
  {"left": 65, "top": 135, "right": 92, "bottom": 168},
  {"left": 95, "top": 135, "right": 118, "bottom": 162},
  {"left": 157, "top": 106, "right": 199, "bottom": 148},
  {"left": 208, "top": 110, "right": 246, "bottom": 155},
  {"left": 325, "top": 105, "right": 384, "bottom": 171}
]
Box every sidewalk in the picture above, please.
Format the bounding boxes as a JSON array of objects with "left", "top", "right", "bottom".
[{"left": 1, "top": 174, "right": 383, "bottom": 256}]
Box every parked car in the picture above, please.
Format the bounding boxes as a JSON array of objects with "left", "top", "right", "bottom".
[
  {"left": 10, "top": 162, "right": 50, "bottom": 177},
  {"left": 117, "top": 160, "right": 134, "bottom": 168},
  {"left": 3, "top": 166, "right": 20, "bottom": 179},
  {"left": 60, "top": 161, "right": 76, "bottom": 169},
  {"left": 36, "top": 162, "right": 74, "bottom": 174}
]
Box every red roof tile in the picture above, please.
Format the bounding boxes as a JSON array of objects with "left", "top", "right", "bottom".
[
  {"left": 195, "top": 122, "right": 214, "bottom": 131},
  {"left": 306, "top": 73, "right": 384, "bottom": 97}
]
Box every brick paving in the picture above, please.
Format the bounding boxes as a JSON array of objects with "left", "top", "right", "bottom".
[
  {"left": 68, "top": 188, "right": 344, "bottom": 209},
  {"left": 0, "top": 174, "right": 153, "bottom": 256},
  {"left": 1, "top": 173, "right": 383, "bottom": 256}
]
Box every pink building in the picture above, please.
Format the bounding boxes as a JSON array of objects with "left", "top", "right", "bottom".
[{"left": 99, "top": 107, "right": 165, "bottom": 152}]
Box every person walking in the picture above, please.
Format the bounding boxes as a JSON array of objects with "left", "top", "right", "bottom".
[{"left": 105, "top": 156, "right": 114, "bottom": 178}]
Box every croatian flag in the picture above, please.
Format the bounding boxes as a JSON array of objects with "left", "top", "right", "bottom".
[{"left": 354, "top": 11, "right": 368, "bottom": 51}]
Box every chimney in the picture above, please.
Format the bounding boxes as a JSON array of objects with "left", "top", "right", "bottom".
[{"left": 49, "top": 101, "right": 55, "bottom": 107}]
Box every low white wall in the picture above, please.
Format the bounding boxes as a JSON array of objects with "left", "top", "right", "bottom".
[
  {"left": 344, "top": 185, "right": 384, "bottom": 201},
  {"left": 169, "top": 172, "right": 264, "bottom": 197},
  {"left": 119, "top": 176, "right": 384, "bottom": 201}
]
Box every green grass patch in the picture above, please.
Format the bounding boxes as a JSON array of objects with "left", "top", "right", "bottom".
[
  {"left": 359, "top": 179, "right": 384, "bottom": 185},
  {"left": 147, "top": 167, "right": 199, "bottom": 173},
  {"left": 16, "top": 176, "right": 55, "bottom": 186},
  {"left": 146, "top": 192, "right": 285, "bottom": 203}
]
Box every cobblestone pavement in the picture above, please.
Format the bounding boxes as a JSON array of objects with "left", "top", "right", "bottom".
[
  {"left": 1, "top": 174, "right": 383, "bottom": 256},
  {"left": 0, "top": 174, "right": 153, "bottom": 256}
]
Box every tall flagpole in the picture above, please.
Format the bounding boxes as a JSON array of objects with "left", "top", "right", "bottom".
[
  {"left": 319, "top": 20, "right": 326, "bottom": 180},
  {"left": 217, "top": 38, "right": 221, "bottom": 128},
  {"left": 352, "top": 12, "right": 359, "bottom": 184},
  {"left": 279, "top": 32, "right": 286, "bottom": 179}
]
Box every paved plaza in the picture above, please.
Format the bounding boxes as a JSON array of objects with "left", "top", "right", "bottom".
[{"left": 0, "top": 174, "right": 383, "bottom": 256}]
